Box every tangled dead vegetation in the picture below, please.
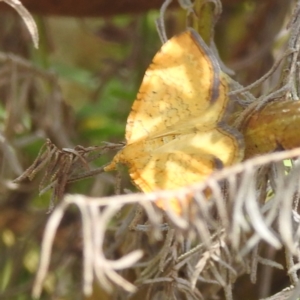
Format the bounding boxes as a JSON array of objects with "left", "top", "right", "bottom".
[{"left": 27, "top": 144, "right": 300, "bottom": 300}]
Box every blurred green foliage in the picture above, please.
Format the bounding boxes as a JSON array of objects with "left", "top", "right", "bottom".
[{"left": 0, "top": 10, "right": 164, "bottom": 299}]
